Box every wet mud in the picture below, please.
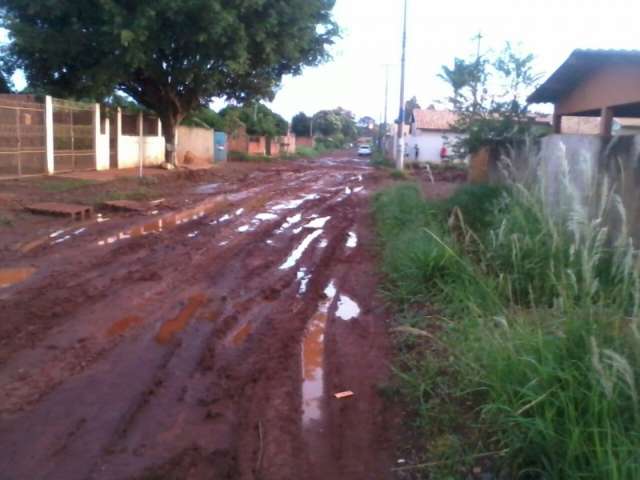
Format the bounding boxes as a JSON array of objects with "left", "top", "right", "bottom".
[{"left": 0, "top": 152, "right": 397, "bottom": 480}]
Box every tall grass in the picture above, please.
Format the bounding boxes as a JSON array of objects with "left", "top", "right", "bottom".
[{"left": 374, "top": 155, "right": 640, "bottom": 478}]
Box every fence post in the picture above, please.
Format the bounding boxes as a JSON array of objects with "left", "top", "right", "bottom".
[
  {"left": 138, "top": 111, "right": 144, "bottom": 177},
  {"left": 116, "top": 107, "right": 122, "bottom": 169},
  {"left": 45, "top": 96, "right": 55, "bottom": 174},
  {"left": 93, "top": 103, "right": 101, "bottom": 170}
]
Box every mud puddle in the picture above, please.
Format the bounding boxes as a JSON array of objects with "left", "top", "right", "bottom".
[
  {"left": 0, "top": 266, "right": 36, "bottom": 289},
  {"left": 301, "top": 281, "right": 337, "bottom": 424}
]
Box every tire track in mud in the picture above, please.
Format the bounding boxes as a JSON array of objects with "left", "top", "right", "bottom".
[{"left": 0, "top": 157, "right": 395, "bottom": 480}]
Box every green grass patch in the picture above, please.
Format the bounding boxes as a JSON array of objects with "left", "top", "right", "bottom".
[
  {"left": 374, "top": 178, "right": 640, "bottom": 478},
  {"left": 37, "top": 177, "right": 96, "bottom": 193}
]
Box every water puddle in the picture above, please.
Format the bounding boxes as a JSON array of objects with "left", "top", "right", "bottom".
[
  {"left": 301, "top": 281, "right": 337, "bottom": 424},
  {"left": 97, "top": 197, "right": 226, "bottom": 246},
  {"left": 278, "top": 213, "right": 302, "bottom": 232},
  {"left": 297, "top": 267, "right": 312, "bottom": 294},
  {"left": 353, "top": 186, "right": 364, "bottom": 193},
  {"left": 229, "top": 322, "right": 253, "bottom": 347},
  {"left": 106, "top": 315, "right": 144, "bottom": 337},
  {"left": 335, "top": 294, "right": 361, "bottom": 321},
  {"left": 237, "top": 225, "right": 251, "bottom": 233},
  {"left": 270, "top": 193, "right": 320, "bottom": 211},
  {"left": 346, "top": 232, "right": 358, "bottom": 248},
  {"left": 187, "top": 231, "right": 199, "bottom": 238},
  {"left": 0, "top": 267, "right": 36, "bottom": 289},
  {"left": 279, "top": 229, "right": 323, "bottom": 270},
  {"left": 319, "top": 238, "right": 328, "bottom": 248},
  {"left": 254, "top": 212, "right": 278, "bottom": 221},
  {"left": 304, "top": 216, "right": 331, "bottom": 229},
  {"left": 155, "top": 294, "right": 207, "bottom": 344},
  {"left": 194, "top": 183, "right": 220, "bottom": 194}
]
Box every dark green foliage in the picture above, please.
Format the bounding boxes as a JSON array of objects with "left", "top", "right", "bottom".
[
  {"left": 291, "top": 112, "right": 312, "bottom": 137},
  {"left": 2, "top": 0, "right": 338, "bottom": 160},
  {"left": 219, "top": 103, "right": 288, "bottom": 137},
  {"left": 182, "top": 108, "right": 225, "bottom": 131},
  {"left": 374, "top": 181, "right": 640, "bottom": 478},
  {"left": 312, "top": 107, "right": 357, "bottom": 146}
]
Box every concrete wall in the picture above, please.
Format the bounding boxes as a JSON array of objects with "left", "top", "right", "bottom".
[
  {"left": 279, "top": 133, "right": 296, "bottom": 154},
  {"left": 117, "top": 135, "right": 165, "bottom": 168},
  {"left": 297, "top": 136, "right": 315, "bottom": 148},
  {"left": 248, "top": 136, "right": 266, "bottom": 156},
  {"left": 96, "top": 132, "right": 110, "bottom": 171},
  {"left": 177, "top": 126, "right": 214, "bottom": 165},
  {"left": 406, "top": 130, "right": 466, "bottom": 163},
  {"left": 539, "top": 133, "right": 640, "bottom": 240}
]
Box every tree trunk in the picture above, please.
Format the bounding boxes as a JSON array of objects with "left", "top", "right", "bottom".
[{"left": 160, "top": 113, "right": 181, "bottom": 165}]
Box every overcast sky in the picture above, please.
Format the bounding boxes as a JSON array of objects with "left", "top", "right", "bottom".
[
  {"left": 5, "top": 0, "right": 640, "bottom": 122},
  {"left": 265, "top": 0, "right": 640, "bottom": 121}
]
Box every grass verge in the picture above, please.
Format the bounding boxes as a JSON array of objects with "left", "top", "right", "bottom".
[{"left": 374, "top": 178, "right": 640, "bottom": 479}]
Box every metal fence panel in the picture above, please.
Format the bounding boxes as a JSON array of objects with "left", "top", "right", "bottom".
[
  {"left": 0, "top": 96, "right": 46, "bottom": 177},
  {"left": 52, "top": 98, "right": 95, "bottom": 172}
]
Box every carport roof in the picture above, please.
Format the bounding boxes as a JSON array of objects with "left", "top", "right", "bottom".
[{"left": 528, "top": 49, "right": 640, "bottom": 104}]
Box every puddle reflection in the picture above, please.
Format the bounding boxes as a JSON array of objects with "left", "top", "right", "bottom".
[
  {"left": 0, "top": 267, "right": 36, "bottom": 289},
  {"left": 301, "top": 281, "right": 337, "bottom": 424}
]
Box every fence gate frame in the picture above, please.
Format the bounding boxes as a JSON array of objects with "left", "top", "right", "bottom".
[
  {"left": 51, "top": 98, "right": 96, "bottom": 173},
  {"left": 0, "top": 95, "right": 47, "bottom": 178}
]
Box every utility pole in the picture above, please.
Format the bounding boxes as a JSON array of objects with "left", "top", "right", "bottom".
[
  {"left": 396, "top": 0, "right": 408, "bottom": 170},
  {"left": 381, "top": 64, "right": 391, "bottom": 152}
]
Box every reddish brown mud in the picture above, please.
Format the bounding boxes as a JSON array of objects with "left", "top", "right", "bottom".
[{"left": 0, "top": 153, "right": 399, "bottom": 480}]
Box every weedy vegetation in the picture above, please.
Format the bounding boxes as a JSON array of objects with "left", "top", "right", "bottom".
[{"left": 375, "top": 153, "right": 640, "bottom": 478}]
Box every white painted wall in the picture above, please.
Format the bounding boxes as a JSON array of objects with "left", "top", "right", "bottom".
[
  {"left": 143, "top": 137, "right": 165, "bottom": 166},
  {"left": 405, "top": 130, "right": 465, "bottom": 164},
  {"left": 117, "top": 136, "right": 165, "bottom": 168}
]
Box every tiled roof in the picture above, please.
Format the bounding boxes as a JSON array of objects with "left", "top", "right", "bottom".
[{"left": 412, "top": 109, "right": 458, "bottom": 131}]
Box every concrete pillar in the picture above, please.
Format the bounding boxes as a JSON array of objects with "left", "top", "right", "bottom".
[
  {"left": 600, "top": 106, "right": 614, "bottom": 136},
  {"left": 44, "top": 95, "right": 54, "bottom": 174},
  {"left": 138, "top": 112, "right": 144, "bottom": 176},
  {"left": 553, "top": 113, "right": 562, "bottom": 134},
  {"left": 115, "top": 108, "right": 122, "bottom": 169},
  {"left": 93, "top": 103, "right": 100, "bottom": 170}
]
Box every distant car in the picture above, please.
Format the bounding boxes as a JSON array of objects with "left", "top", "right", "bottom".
[{"left": 357, "top": 144, "right": 372, "bottom": 156}]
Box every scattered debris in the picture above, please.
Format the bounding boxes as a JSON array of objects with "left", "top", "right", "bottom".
[{"left": 334, "top": 391, "right": 354, "bottom": 399}]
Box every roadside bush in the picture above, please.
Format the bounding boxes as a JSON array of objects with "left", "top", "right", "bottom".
[{"left": 374, "top": 171, "right": 640, "bottom": 478}]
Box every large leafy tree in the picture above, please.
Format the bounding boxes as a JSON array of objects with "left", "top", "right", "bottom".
[
  {"left": 0, "top": 72, "right": 11, "bottom": 94},
  {"left": 219, "top": 103, "right": 288, "bottom": 137},
  {"left": 291, "top": 112, "right": 312, "bottom": 137},
  {"left": 1, "top": 0, "right": 338, "bottom": 163}
]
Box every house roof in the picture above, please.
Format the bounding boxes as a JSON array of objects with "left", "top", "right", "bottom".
[
  {"left": 411, "top": 109, "right": 458, "bottom": 131},
  {"left": 528, "top": 49, "right": 640, "bottom": 104}
]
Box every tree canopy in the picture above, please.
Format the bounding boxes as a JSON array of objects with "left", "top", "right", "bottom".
[
  {"left": 218, "top": 103, "right": 288, "bottom": 137},
  {"left": 1, "top": 0, "right": 338, "bottom": 162},
  {"left": 439, "top": 42, "right": 543, "bottom": 156},
  {"left": 0, "top": 72, "right": 11, "bottom": 94},
  {"left": 291, "top": 112, "right": 312, "bottom": 137}
]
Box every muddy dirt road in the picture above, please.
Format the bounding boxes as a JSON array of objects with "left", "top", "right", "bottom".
[{"left": 0, "top": 153, "right": 397, "bottom": 480}]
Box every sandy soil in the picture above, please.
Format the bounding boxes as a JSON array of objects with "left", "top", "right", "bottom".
[{"left": 0, "top": 153, "right": 402, "bottom": 480}]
